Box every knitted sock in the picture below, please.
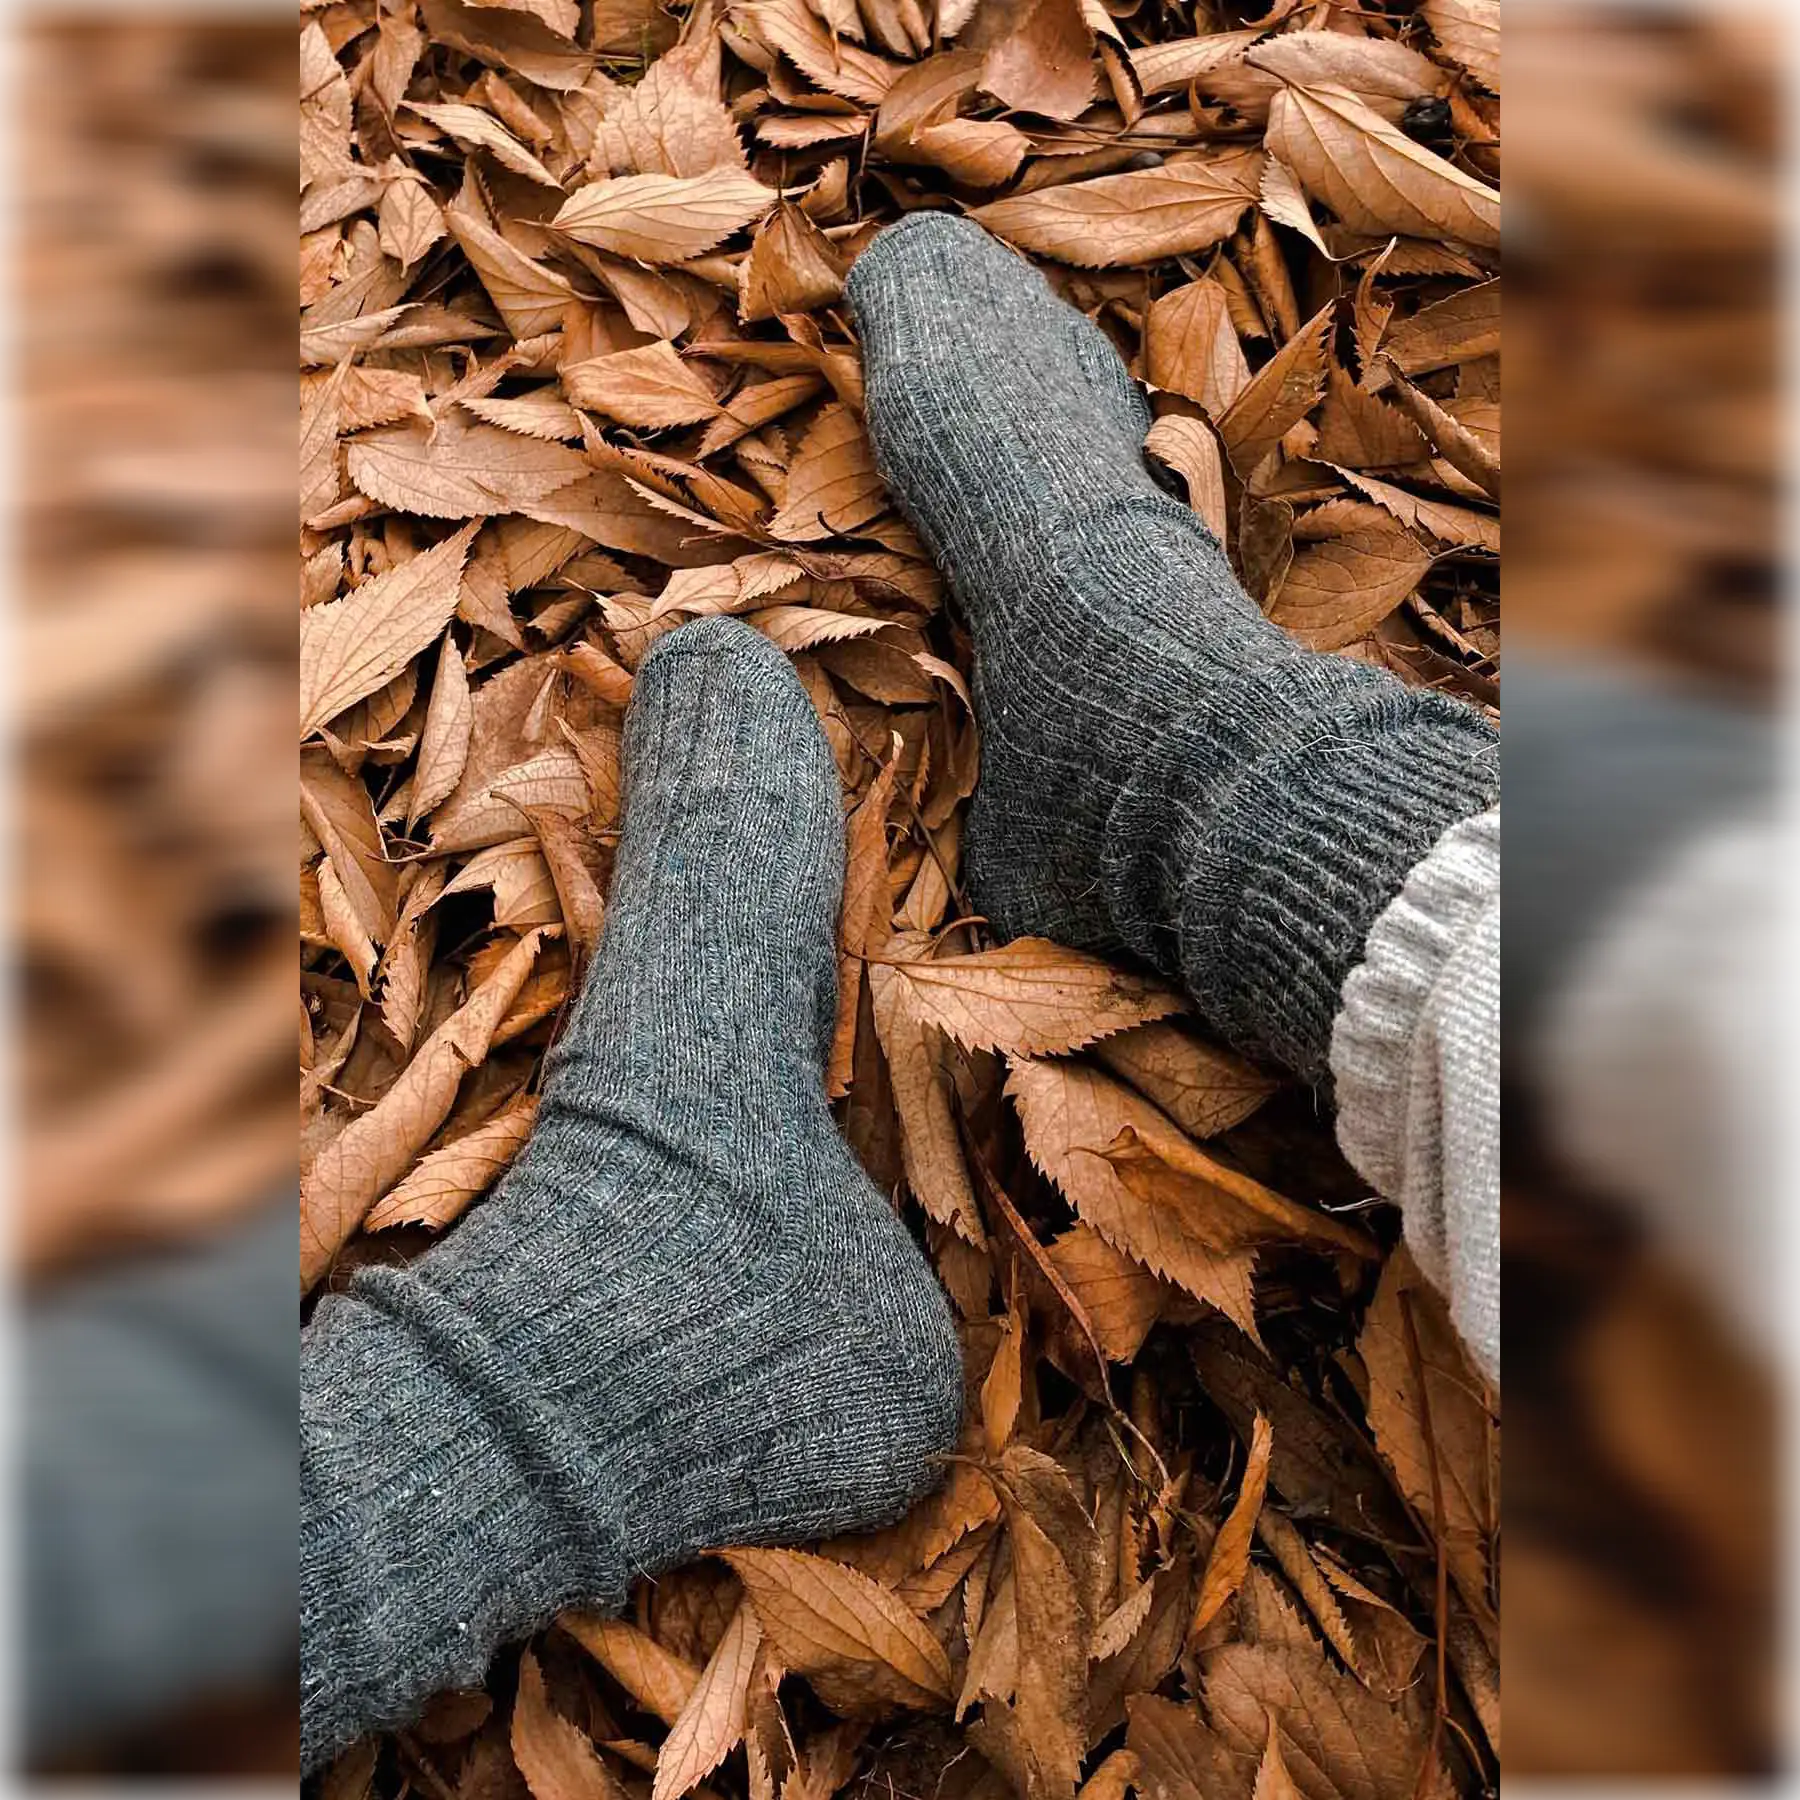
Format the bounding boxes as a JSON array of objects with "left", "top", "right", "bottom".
[
  {"left": 847, "top": 215, "right": 1500, "bottom": 1083},
  {"left": 300, "top": 618, "right": 963, "bottom": 1774}
]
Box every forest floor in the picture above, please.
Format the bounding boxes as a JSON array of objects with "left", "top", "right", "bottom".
[{"left": 299, "top": 2, "right": 1500, "bottom": 1796}]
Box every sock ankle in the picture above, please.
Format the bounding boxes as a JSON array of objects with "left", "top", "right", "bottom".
[{"left": 847, "top": 215, "right": 1499, "bottom": 1084}]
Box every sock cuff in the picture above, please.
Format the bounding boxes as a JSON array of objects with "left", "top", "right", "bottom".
[{"left": 1166, "top": 676, "right": 1499, "bottom": 1082}]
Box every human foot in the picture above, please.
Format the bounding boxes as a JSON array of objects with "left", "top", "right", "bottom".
[
  {"left": 300, "top": 618, "right": 963, "bottom": 1772},
  {"left": 847, "top": 214, "right": 1498, "bottom": 1081}
]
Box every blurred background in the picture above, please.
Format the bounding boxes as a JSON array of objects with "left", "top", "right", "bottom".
[
  {"left": 1504, "top": 0, "right": 1788, "bottom": 1784},
  {"left": 3, "top": 0, "right": 1792, "bottom": 1785},
  {"left": 15, "top": 0, "right": 295, "bottom": 1780}
]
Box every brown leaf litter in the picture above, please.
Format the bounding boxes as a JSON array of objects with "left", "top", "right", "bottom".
[{"left": 298, "top": 0, "right": 1500, "bottom": 1792}]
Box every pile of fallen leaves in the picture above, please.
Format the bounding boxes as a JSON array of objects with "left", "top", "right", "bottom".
[{"left": 300, "top": 0, "right": 1499, "bottom": 1794}]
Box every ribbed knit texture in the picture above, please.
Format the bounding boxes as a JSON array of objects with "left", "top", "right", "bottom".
[
  {"left": 848, "top": 215, "right": 1500, "bottom": 1083},
  {"left": 300, "top": 618, "right": 963, "bottom": 1774},
  {"left": 1331, "top": 809, "right": 1499, "bottom": 1381}
]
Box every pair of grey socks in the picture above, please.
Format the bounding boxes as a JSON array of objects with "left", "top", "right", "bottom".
[{"left": 300, "top": 215, "right": 1498, "bottom": 1771}]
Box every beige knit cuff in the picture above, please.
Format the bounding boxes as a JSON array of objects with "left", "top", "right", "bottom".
[{"left": 1329, "top": 807, "right": 1500, "bottom": 1383}]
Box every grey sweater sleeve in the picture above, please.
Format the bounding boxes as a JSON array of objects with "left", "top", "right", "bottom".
[
  {"left": 24, "top": 1202, "right": 297, "bottom": 1763},
  {"left": 1331, "top": 810, "right": 1500, "bottom": 1385}
]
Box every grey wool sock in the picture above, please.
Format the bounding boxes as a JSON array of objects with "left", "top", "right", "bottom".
[
  {"left": 847, "top": 215, "right": 1500, "bottom": 1083},
  {"left": 300, "top": 618, "right": 963, "bottom": 1774}
]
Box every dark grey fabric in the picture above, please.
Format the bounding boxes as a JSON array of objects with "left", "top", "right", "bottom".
[
  {"left": 1499, "top": 656, "right": 1772, "bottom": 1063},
  {"left": 24, "top": 1201, "right": 296, "bottom": 1763},
  {"left": 848, "top": 213, "right": 1500, "bottom": 1082},
  {"left": 300, "top": 619, "right": 963, "bottom": 1773}
]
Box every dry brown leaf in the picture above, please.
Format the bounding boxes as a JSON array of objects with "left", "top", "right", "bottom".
[
  {"left": 303, "top": 751, "right": 398, "bottom": 945},
  {"left": 757, "top": 112, "right": 871, "bottom": 150},
  {"left": 1007, "top": 1056, "right": 1260, "bottom": 1340},
  {"left": 521, "top": 469, "right": 749, "bottom": 565},
  {"left": 379, "top": 170, "right": 448, "bottom": 269},
  {"left": 1204, "top": 1639, "right": 1420, "bottom": 1800},
  {"left": 1129, "top": 29, "right": 1257, "bottom": 97},
  {"left": 867, "top": 950, "right": 984, "bottom": 1248},
  {"left": 1252, "top": 1715, "right": 1306, "bottom": 1800},
  {"left": 1267, "top": 505, "right": 1435, "bottom": 651},
  {"left": 299, "top": 357, "right": 349, "bottom": 523},
  {"left": 721, "top": 1547, "right": 955, "bottom": 1713},
  {"left": 1216, "top": 299, "right": 1332, "bottom": 477},
  {"left": 447, "top": 201, "right": 578, "bottom": 339},
  {"left": 740, "top": 204, "right": 848, "bottom": 324},
  {"left": 1143, "top": 416, "right": 1228, "bottom": 542},
  {"left": 433, "top": 750, "right": 592, "bottom": 855},
  {"left": 512, "top": 803, "right": 606, "bottom": 960},
  {"left": 379, "top": 887, "right": 442, "bottom": 1057},
  {"left": 348, "top": 413, "right": 590, "bottom": 518},
  {"left": 1423, "top": 0, "right": 1498, "bottom": 91},
  {"left": 972, "top": 157, "right": 1258, "bottom": 268},
  {"left": 407, "top": 100, "right": 563, "bottom": 187},
  {"left": 1090, "top": 1021, "right": 1277, "bottom": 1140},
  {"left": 424, "top": 0, "right": 610, "bottom": 80},
  {"left": 872, "top": 48, "right": 983, "bottom": 152},
  {"left": 747, "top": 607, "right": 896, "bottom": 652},
  {"left": 1189, "top": 1411, "right": 1272, "bottom": 1639},
  {"left": 767, "top": 404, "right": 886, "bottom": 541},
  {"left": 476, "top": 0, "right": 580, "bottom": 35},
  {"left": 1331, "top": 466, "right": 1499, "bottom": 554},
  {"left": 652, "top": 1602, "right": 763, "bottom": 1800},
  {"left": 1145, "top": 278, "right": 1250, "bottom": 415},
  {"left": 564, "top": 341, "right": 724, "bottom": 428},
  {"left": 1244, "top": 31, "right": 1446, "bottom": 120},
  {"left": 745, "top": 0, "right": 904, "bottom": 104},
  {"left": 650, "top": 552, "right": 807, "bottom": 620},
  {"left": 364, "top": 1091, "right": 538, "bottom": 1229},
  {"left": 301, "top": 524, "right": 480, "bottom": 738},
  {"left": 1044, "top": 1225, "right": 1165, "bottom": 1362},
  {"left": 828, "top": 742, "right": 900, "bottom": 1097},
  {"left": 1266, "top": 82, "right": 1500, "bottom": 251},
  {"left": 1098, "top": 1115, "right": 1375, "bottom": 1258},
  {"left": 1315, "top": 365, "right": 1427, "bottom": 468},
  {"left": 317, "top": 857, "right": 378, "bottom": 997},
  {"left": 1378, "top": 362, "right": 1500, "bottom": 498},
  {"left": 409, "top": 633, "right": 475, "bottom": 828},
  {"left": 986, "top": 1448, "right": 1093, "bottom": 1795},
  {"left": 868, "top": 938, "right": 1183, "bottom": 1057},
  {"left": 1091, "top": 1580, "right": 1155, "bottom": 1664},
  {"left": 1360, "top": 1248, "right": 1497, "bottom": 1635},
  {"left": 553, "top": 168, "right": 778, "bottom": 261},
  {"left": 592, "top": 51, "right": 748, "bottom": 178},
  {"left": 1258, "top": 154, "right": 1333, "bottom": 260},
  {"left": 980, "top": 1302, "right": 1025, "bottom": 1454},
  {"left": 979, "top": 0, "right": 1096, "bottom": 122},
  {"left": 512, "top": 1647, "right": 628, "bottom": 1800},
  {"left": 1126, "top": 1693, "right": 1246, "bottom": 1800},
  {"left": 562, "top": 1613, "right": 702, "bottom": 1725},
  {"left": 299, "top": 929, "right": 547, "bottom": 1288},
  {"left": 1377, "top": 279, "right": 1500, "bottom": 380},
  {"left": 699, "top": 376, "right": 826, "bottom": 458},
  {"left": 463, "top": 391, "right": 585, "bottom": 442}
]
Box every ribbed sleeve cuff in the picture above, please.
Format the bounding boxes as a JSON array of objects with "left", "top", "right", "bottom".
[{"left": 1331, "top": 807, "right": 1500, "bottom": 1380}]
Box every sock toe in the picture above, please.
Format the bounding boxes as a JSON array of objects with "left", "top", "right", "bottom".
[
  {"left": 624, "top": 615, "right": 841, "bottom": 871},
  {"left": 847, "top": 211, "right": 1049, "bottom": 363}
]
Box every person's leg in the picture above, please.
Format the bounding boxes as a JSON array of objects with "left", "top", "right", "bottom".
[
  {"left": 300, "top": 619, "right": 962, "bottom": 1773},
  {"left": 847, "top": 216, "right": 1500, "bottom": 1375},
  {"left": 26, "top": 1202, "right": 296, "bottom": 1765}
]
